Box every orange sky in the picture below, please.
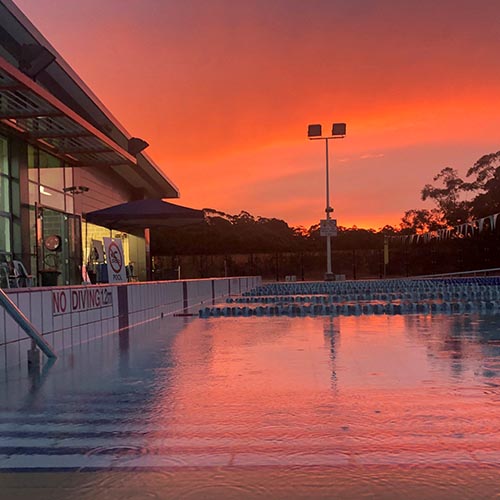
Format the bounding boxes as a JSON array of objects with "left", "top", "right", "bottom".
[{"left": 15, "top": 0, "right": 500, "bottom": 229}]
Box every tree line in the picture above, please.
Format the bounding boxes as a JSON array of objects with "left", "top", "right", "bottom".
[
  {"left": 151, "top": 149, "right": 500, "bottom": 279},
  {"left": 152, "top": 209, "right": 385, "bottom": 256}
]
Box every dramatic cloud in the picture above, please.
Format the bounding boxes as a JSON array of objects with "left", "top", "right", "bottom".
[{"left": 16, "top": 0, "right": 500, "bottom": 228}]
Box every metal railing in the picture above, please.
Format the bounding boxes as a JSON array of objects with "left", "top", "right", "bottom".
[
  {"left": 412, "top": 267, "right": 500, "bottom": 279},
  {"left": 0, "top": 289, "right": 57, "bottom": 360}
]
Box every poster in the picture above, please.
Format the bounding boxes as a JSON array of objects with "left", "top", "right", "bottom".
[{"left": 90, "top": 239, "right": 105, "bottom": 263}]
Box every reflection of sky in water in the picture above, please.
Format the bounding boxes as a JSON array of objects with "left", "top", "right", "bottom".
[
  {"left": 145, "top": 314, "right": 500, "bottom": 467},
  {"left": 2, "top": 313, "right": 500, "bottom": 488}
]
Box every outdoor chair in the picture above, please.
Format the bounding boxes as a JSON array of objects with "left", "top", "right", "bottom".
[
  {"left": 11, "top": 260, "right": 34, "bottom": 287},
  {"left": 0, "top": 263, "right": 10, "bottom": 288}
]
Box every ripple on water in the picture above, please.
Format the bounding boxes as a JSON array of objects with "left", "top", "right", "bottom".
[{"left": 85, "top": 445, "right": 149, "bottom": 458}]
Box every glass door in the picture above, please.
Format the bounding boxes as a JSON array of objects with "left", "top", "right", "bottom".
[
  {"left": 38, "top": 208, "right": 82, "bottom": 286},
  {"left": 67, "top": 213, "right": 82, "bottom": 285}
]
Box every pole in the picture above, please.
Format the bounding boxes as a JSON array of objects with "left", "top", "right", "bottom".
[{"left": 325, "top": 138, "right": 333, "bottom": 280}]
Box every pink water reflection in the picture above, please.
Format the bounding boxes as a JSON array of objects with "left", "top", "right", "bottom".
[{"left": 148, "top": 314, "right": 500, "bottom": 467}]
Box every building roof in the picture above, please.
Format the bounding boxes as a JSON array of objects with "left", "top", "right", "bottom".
[{"left": 0, "top": 0, "right": 179, "bottom": 199}]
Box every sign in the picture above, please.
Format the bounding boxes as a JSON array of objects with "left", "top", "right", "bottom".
[
  {"left": 320, "top": 219, "right": 338, "bottom": 237},
  {"left": 104, "top": 237, "right": 127, "bottom": 283},
  {"left": 90, "top": 239, "right": 105, "bottom": 263},
  {"left": 52, "top": 287, "right": 113, "bottom": 316}
]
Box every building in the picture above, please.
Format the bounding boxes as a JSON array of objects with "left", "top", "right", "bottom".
[{"left": 0, "top": 0, "right": 179, "bottom": 286}]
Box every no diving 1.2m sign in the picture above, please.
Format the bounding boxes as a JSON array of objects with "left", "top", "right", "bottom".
[{"left": 103, "top": 237, "right": 127, "bottom": 283}]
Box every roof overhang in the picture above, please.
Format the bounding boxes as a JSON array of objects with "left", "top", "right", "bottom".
[{"left": 0, "top": 55, "right": 136, "bottom": 168}]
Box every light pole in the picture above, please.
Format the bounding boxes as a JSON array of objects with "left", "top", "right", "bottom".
[{"left": 308, "top": 123, "right": 346, "bottom": 281}]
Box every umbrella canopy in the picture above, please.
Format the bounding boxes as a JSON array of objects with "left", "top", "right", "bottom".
[{"left": 84, "top": 199, "right": 205, "bottom": 233}]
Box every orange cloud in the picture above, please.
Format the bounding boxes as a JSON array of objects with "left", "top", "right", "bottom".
[{"left": 14, "top": 0, "right": 500, "bottom": 229}]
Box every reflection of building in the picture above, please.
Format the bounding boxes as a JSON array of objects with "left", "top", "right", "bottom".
[{"left": 0, "top": 0, "right": 179, "bottom": 285}]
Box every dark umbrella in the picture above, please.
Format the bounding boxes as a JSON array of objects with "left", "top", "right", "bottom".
[{"left": 84, "top": 199, "right": 205, "bottom": 233}]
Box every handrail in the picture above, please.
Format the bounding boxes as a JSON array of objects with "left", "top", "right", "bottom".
[
  {"left": 0, "top": 289, "right": 57, "bottom": 359},
  {"left": 411, "top": 267, "right": 500, "bottom": 279}
]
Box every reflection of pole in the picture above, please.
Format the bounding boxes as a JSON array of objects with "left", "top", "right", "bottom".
[
  {"left": 145, "top": 227, "right": 151, "bottom": 281},
  {"left": 324, "top": 317, "right": 338, "bottom": 390},
  {"left": 325, "top": 138, "right": 332, "bottom": 278},
  {"left": 383, "top": 236, "right": 389, "bottom": 278}
]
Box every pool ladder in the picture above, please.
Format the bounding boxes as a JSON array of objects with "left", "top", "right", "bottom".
[{"left": 0, "top": 289, "right": 57, "bottom": 368}]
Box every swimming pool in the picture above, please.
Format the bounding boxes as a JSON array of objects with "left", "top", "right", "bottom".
[{"left": 1, "top": 282, "right": 500, "bottom": 498}]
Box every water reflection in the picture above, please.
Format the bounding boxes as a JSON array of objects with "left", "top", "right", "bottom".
[
  {"left": 403, "top": 314, "right": 500, "bottom": 383},
  {"left": 118, "top": 330, "right": 130, "bottom": 377},
  {"left": 145, "top": 313, "right": 500, "bottom": 472},
  {"left": 323, "top": 317, "right": 339, "bottom": 389},
  {"left": 2, "top": 313, "right": 500, "bottom": 496}
]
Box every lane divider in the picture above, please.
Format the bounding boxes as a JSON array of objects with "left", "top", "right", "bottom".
[{"left": 199, "top": 277, "right": 500, "bottom": 318}]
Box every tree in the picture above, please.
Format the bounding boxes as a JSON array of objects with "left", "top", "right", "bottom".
[
  {"left": 466, "top": 151, "right": 500, "bottom": 190},
  {"left": 421, "top": 167, "right": 472, "bottom": 225},
  {"left": 399, "top": 208, "right": 446, "bottom": 234},
  {"left": 468, "top": 151, "right": 500, "bottom": 218}
]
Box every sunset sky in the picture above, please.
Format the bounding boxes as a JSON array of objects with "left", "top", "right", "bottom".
[{"left": 15, "top": 0, "right": 500, "bottom": 229}]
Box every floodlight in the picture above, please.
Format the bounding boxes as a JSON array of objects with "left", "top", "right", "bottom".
[
  {"left": 307, "top": 124, "right": 322, "bottom": 137},
  {"left": 332, "top": 123, "right": 346, "bottom": 136}
]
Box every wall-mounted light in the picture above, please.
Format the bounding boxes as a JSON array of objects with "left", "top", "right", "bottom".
[
  {"left": 63, "top": 186, "right": 89, "bottom": 195},
  {"left": 127, "top": 137, "right": 149, "bottom": 156}
]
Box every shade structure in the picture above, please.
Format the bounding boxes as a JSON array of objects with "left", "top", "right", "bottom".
[{"left": 84, "top": 199, "right": 205, "bottom": 233}]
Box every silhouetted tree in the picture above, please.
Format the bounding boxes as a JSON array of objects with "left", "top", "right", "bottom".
[
  {"left": 468, "top": 151, "right": 500, "bottom": 217},
  {"left": 421, "top": 167, "right": 472, "bottom": 225},
  {"left": 399, "top": 208, "right": 446, "bottom": 234}
]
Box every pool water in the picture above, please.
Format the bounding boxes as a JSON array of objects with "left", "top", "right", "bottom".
[{"left": 1, "top": 310, "right": 500, "bottom": 498}]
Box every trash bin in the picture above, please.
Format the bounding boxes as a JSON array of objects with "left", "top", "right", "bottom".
[{"left": 98, "top": 263, "right": 108, "bottom": 283}]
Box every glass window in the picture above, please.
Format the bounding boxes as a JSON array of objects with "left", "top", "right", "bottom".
[
  {"left": 11, "top": 180, "right": 20, "bottom": 218},
  {"left": 29, "top": 181, "right": 39, "bottom": 205},
  {"left": 29, "top": 207, "right": 36, "bottom": 253},
  {"left": 27, "top": 145, "right": 36, "bottom": 167},
  {"left": 39, "top": 149, "right": 62, "bottom": 168},
  {"left": 65, "top": 195, "right": 74, "bottom": 213},
  {"left": 12, "top": 220, "right": 21, "bottom": 255},
  {"left": 0, "top": 216, "right": 11, "bottom": 253},
  {"left": 39, "top": 185, "right": 65, "bottom": 211},
  {"left": 28, "top": 145, "right": 37, "bottom": 181},
  {"left": 39, "top": 167, "right": 64, "bottom": 191},
  {"left": 29, "top": 146, "right": 65, "bottom": 187},
  {"left": 64, "top": 167, "right": 73, "bottom": 190},
  {"left": 0, "top": 137, "right": 8, "bottom": 175},
  {"left": 10, "top": 154, "right": 19, "bottom": 179},
  {"left": 28, "top": 166, "right": 38, "bottom": 182},
  {"left": 0, "top": 176, "right": 9, "bottom": 212}
]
